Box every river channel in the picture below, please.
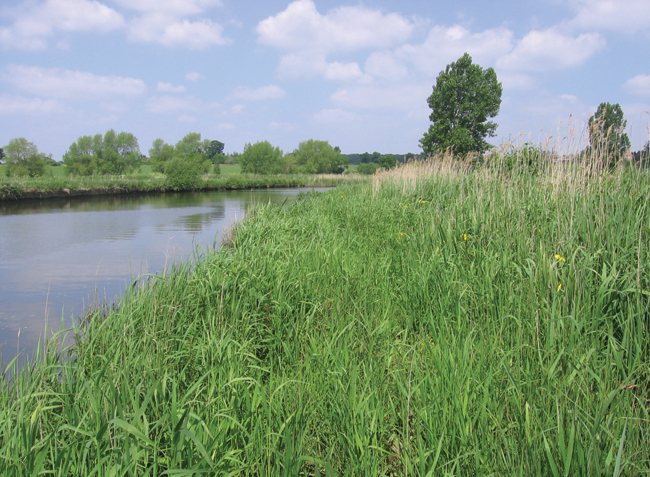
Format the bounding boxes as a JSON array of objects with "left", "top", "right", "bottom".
[{"left": 0, "top": 188, "right": 325, "bottom": 365}]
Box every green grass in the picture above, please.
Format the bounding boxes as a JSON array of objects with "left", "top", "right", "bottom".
[
  {"left": 0, "top": 170, "right": 367, "bottom": 199},
  {"left": 1, "top": 155, "right": 648, "bottom": 475}
]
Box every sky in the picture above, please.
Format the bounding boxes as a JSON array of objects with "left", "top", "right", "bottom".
[{"left": 1, "top": 0, "right": 649, "bottom": 159}]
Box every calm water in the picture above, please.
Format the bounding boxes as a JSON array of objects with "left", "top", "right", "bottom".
[{"left": 0, "top": 188, "right": 324, "bottom": 363}]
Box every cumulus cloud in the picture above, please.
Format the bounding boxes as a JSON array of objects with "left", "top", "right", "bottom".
[
  {"left": 257, "top": 0, "right": 413, "bottom": 79},
  {"left": 146, "top": 95, "right": 200, "bottom": 113},
  {"left": 128, "top": 14, "right": 229, "bottom": 48},
  {"left": 230, "top": 85, "right": 286, "bottom": 101},
  {"left": 258, "top": 0, "right": 412, "bottom": 52},
  {"left": 2, "top": 65, "right": 147, "bottom": 99},
  {"left": 110, "top": 0, "right": 222, "bottom": 16},
  {"left": 185, "top": 72, "right": 204, "bottom": 82},
  {"left": 157, "top": 82, "right": 187, "bottom": 93},
  {"left": 331, "top": 84, "right": 430, "bottom": 111},
  {"left": 623, "top": 74, "right": 650, "bottom": 96},
  {"left": 0, "top": 94, "right": 64, "bottom": 114},
  {"left": 397, "top": 26, "right": 514, "bottom": 77},
  {"left": 0, "top": 0, "right": 124, "bottom": 50},
  {"left": 569, "top": 0, "right": 650, "bottom": 33},
  {"left": 270, "top": 121, "right": 298, "bottom": 132},
  {"left": 496, "top": 28, "right": 605, "bottom": 72}
]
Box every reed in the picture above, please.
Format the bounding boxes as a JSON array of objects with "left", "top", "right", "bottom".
[{"left": 1, "top": 148, "right": 648, "bottom": 475}]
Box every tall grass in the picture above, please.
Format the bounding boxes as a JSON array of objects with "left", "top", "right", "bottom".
[{"left": 1, "top": 150, "right": 648, "bottom": 475}]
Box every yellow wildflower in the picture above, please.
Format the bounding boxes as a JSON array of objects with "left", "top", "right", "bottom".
[
  {"left": 557, "top": 284, "right": 562, "bottom": 292},
  {"left": 461, "top": 233, "right": 468, "bottom": 241},
  {"left": 554, "top": 254, "right": 566, "bottom": 262}
]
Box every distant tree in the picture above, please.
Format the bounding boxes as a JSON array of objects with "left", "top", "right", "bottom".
[
  {"left": 360, "top": 152, "right": 372, "bottom": 164},
  {"left": 420, "top": 52, "right": 502, "bottom": 157},
  {"left": 357, "top": 162, "right": 381, "bottom": 175},
  {"left": 3, "top": 138, "right": 48, "bottom": 177},
  {"left": 293, "top": 139, "right": 348, "bottom": 174},
  {"left": 587, "top": 102, "right": 630, "bottom": 168},
  {"left": 64, "top": 129, "right": 141, "bottom": 175},
  {"left": 205, "top": 140, "right": 226, "bottom": 165},
  {"left": 239, "top": 141, "right": 284, "bottom": 174},
  {"left": 149, "top": 138, "right": 175, "bottom": 173},
  {"left": 378, "top": 155, "right": 397, "bottom": 170},
  {"left": 0, "top": 147, "right": 4, "bottom": 164}
]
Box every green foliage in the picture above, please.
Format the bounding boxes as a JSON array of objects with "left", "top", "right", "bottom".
[
  {"left": 588, "top": 102, "right": 631, "bottom": 168},
  {"left": 149, "top": 133, "right": 215, "bottom": 181},
  {"left": 1, "top": 163, "right": 648, "bottom": 474},
  {"left": 491, "top": 143, "right": 549, "bottom": 175},
  {"left": 239, "top": 140, "right": 284, "bottom": 174},
  {"left": 3, "top": 138, "right": 48, "bottom": 177},
  {"left": 0, "top": 147, "right": 4, "bottom": 164},
  {"left": 164, "top": 156, "right": 204, "bottom": 190},
  {"left": 149, "top": 138, "right": 175, "bottom": 173},
  {"left": 378, "top": 154, "right": 396, "bottom": 170},
  {"left": 205, "top": 140, "right": 226, "bottom": 165},
  {"left": 64, "top": 129, "right": 141, "bottom": 175},
  {"left": 293, "top": 139, "right": 348, "bottom": 174},
  {"left": 420, "top": 52, "right": 502, "bottom": 157},
  {"left": 357, "top": 162, "right": 381, "bottom": 175}
]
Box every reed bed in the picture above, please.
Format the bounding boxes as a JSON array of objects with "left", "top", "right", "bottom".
[{"left": 1, "top": 150, "right": 648, "bottom": 475}]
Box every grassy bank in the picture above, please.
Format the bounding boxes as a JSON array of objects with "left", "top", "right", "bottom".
[
  {"left": 0, "top": 171, "right": 368, "bottom": 200},
  {"left": 1, "top": 156, "right": 649, "bottom": 475}
]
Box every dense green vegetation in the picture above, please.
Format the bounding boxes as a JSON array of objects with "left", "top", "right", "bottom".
[{"left": 1, "top": 152, "right": 648, "bottom": 475}]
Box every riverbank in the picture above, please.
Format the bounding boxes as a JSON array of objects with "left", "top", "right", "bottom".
[
  {"left": 1, "top": 158, "right": 649, "bottom": 475},
  {"left": 0, "top": 172, "right": 368, "bottom": 200}
]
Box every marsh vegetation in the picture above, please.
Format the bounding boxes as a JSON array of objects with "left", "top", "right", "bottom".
[{"left": 1, "top": 147, "right": 648, "bottom": 475}]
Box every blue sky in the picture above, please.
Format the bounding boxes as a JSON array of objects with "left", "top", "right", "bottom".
[{"left": 1, "top": 0, "right": 649, "bottom": 159}]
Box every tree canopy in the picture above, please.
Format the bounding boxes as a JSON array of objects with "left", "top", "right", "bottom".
[
  {"left": 420, "top": 53, "right": 502, "bottom": 157},
  {"left": 239, "top": 141, "right": 285, "bottom": 174},
  {"left": 3, "top": 138, "right": 48, "bottom": 177},
  {"left": 587, "top": 102, "right": 630, "bottom": 167},
  {"left": 293, "top": 139, "right": 347, "bottom": 174},
  {"left": 63, "top": 129, "right": 141, "bottom": 175}
]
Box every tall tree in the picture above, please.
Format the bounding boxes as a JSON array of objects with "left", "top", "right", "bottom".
[
  {"left": 587, "top": 102, "right": 630, "bottom": 167},
  {"left": 420, "top": 53, "right": 502, "bottom": 157},
  {"left": 293, "top": 139, "right": 347, "bottom": 174},
  {"left": 239, "top": 141, "right": 284, "bottom": 174},
  {"left": 3, "top": 138, "right": 48, "bottom": 177},
  {"left": 64, "top": 129, "right": 141, "bottom": 175}
]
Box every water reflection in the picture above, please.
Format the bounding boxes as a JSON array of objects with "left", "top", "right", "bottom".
[{"left": 0, "top": 188, "right": 326, "bottom": 364}]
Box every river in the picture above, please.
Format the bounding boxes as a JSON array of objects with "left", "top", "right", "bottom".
[{"left": 0, "top": 188, "right": 324, "bottom": 365}]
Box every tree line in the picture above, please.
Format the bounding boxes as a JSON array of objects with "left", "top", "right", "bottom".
[{"left": 3, "top": 53, "right": 649, "bottom": 179}]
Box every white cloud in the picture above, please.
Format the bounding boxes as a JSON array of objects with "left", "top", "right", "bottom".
[
  {"left": 324, "top": 62, "right": 364, "bottom": 81},
  {"left": 110, "top": 0, "right": 222, "bottom": 16},
  {"left": 146, "top": 95, "right": 200, "bottom": 113},
  {"left": 257, "top": 0, "right": 413, "bottom": 79},
  {"left": 186, "top": 72, "right": 204, "bottom": 82},
  {"left": 230, "top": 85, "right": 286, "bottom": 101},
  {"left": 270, "top": 121, "right": 298, "bottom": 132},
  {"left": 0, "top": 94, "right": 64, "bottom": 114},
  {"left": 178, "top": 114, "right": 197, "bottom": 122},
  {"left": 2, "top": 65, "right": 147, "bottom": 99},
  {"left": 257, "top": 0, "right": 413, "bottom": 52},
  {"left": 331, "top": 83, "right": 430, "bottom": 111},
  {"left": 313, "top": 109, "right": 362, "bottom": 124},
  {"left": 128, "top": 14, "right": 229, "bottom": 48},
  {"left": 623, "top": 74, "right": 650, "bottom": 96},
  {"left": 0, "top": 0, "right": 124, "bottom": 50},
  {"left": 569, "top": 0, "right": 650, "bottom": 33},
  {"left": 496, "top": 28, "right": 605, "bottom": 72},
  {"left": 365, "top": 52, "right": 409, "bottom": 81},
  {"left": 397, "top": 26, "right": 514, "bottom": 77},
  {"left": 157, "top": 82, "right": 186, "bottom": 93}
]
